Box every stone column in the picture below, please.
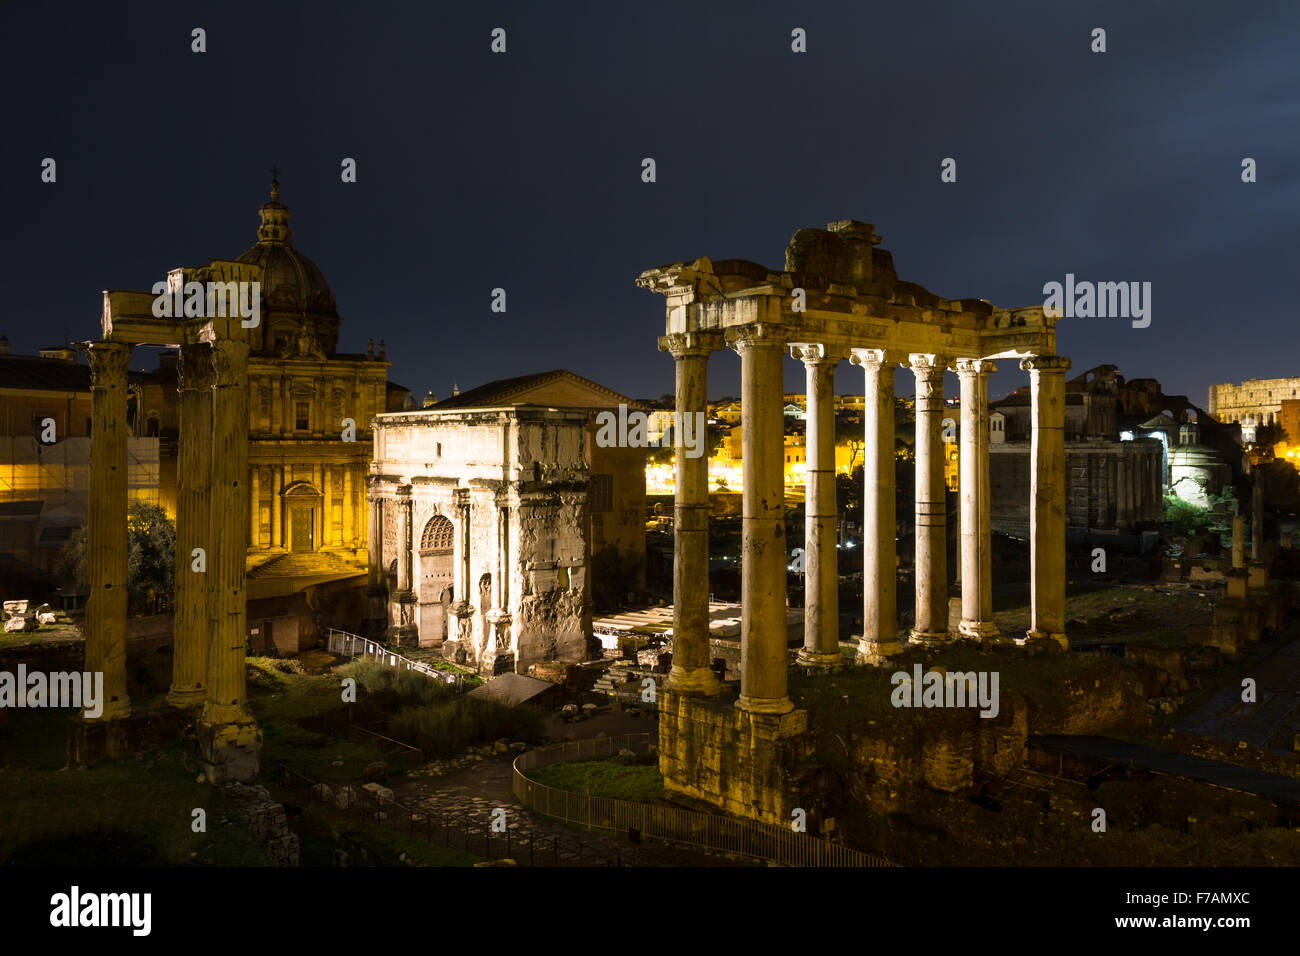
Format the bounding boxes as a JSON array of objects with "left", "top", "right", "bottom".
[
  {"left": 343, "top": 464, "right": 354, "bottom": 549},
  {"left": 249, "top": 464, "right": 260, "bottom": 548},
  {"left": 732, "top": 326, "right": 792, "bottom": 714},
  {"left": 851, "top": 349, "right": 901, "bottom": 664},
  {"left": 367, "top": 489, "right": 381, "bottom": 585},
  {"left": 1116, "top": 453, "right": 1132, "bottom": 529},
  {"left": 909, "top": 353, "right": 949, "bottom": 644},
  {"left": 396, "top": 491, "right": 412, "bottom": 592},
  {"left": 270, "top": 466, "right": 282, "bottom": 549},
  {"left": 1022, "top": 355, "right": 1071, "bottom": 648},
  {"left": 84, "top": 342, "right": 132, "bottom": 721},
  {"left": 169, "top": 343, "right": 212, "bottom": 707},
  {"left": 791, "top": 343, "right": 840, "bottom": 668},
  {"left": 1232, "top": 514, "right": 1245, "bottom": 568},
  {"left": 199, "top": 335, "right": 260, "bottom": 782},
  {"left": 1252, "top": 480, "right": 1264, "bottom": 562},
  {"left": 955, "top": 359, "right": 998, "bottom": 640},
  {"left": 660, "top": 332, "right": 724, "bottom": 695}
]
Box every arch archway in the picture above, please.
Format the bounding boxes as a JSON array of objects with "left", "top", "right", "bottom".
[{"left": 418, "top": 514, "right": 455, "bottom": 645}]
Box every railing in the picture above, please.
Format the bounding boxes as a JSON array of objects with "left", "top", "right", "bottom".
[
  {"left": 513, "top": 733, "right": 896, "bottom": 868},
  {"left": 327, "top": 627, "right": 463, "bottom": 688}
]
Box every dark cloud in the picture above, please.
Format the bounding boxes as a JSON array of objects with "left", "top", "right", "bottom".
[{"left": 2, "top": 1, "right": 1294, "bottom": 406}]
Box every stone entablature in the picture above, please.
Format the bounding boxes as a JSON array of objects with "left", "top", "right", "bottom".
[
  {"left": 368, "top": 406, "right": 593, "bottom": 672},
  {"left": 640, "top": 219, "right": 1070, "bottom": 826}
]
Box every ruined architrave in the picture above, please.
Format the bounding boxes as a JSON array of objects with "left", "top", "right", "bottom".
[
  {"left": 77, "top": 273, "right": 262, "bottom": 782},
  {"left": 638, "top": 219, "right": 1068, "bottom": 824}
]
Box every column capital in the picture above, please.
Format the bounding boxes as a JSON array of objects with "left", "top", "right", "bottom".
[
  {"left": 904, "top": 352, "right": 948, "bottom": 374},
  {"left": 1020, "top": 354, "right": 1071, "bottom": 374},
  {"left": 177, "top": 341, "right": 214, "bottom": 391},
  {"left": 725, "top": 323, "right": 786, "bottom": 354},
  {"left": 84, "top": 341, "right": 132, "bottom": 385},
  {"left": 954, "top": 358, "right": 998, "bottom": 376},
  {"left": 849, "top": 347, "right": 898, "bottom": 369},
  {"left": 210, "top": 338, "right": 249, "bottom": 387},
  {"left": 659, "top": 330, "right": 723, "bottom": 359},
  {"left": 789, "top": 342, "right": 840, "bottom": 366}
]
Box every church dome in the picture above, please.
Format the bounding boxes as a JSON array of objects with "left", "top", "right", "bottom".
[
  {"left": 236, "top": 174, "right": 341, "bottom": 356},
  {"left": 236, "top": 177, "right": 337, "bottom": 315}
]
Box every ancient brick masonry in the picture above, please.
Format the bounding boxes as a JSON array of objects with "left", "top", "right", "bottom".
[{"left": 637, "top": 219, "right": 1070, "bottom": 823}]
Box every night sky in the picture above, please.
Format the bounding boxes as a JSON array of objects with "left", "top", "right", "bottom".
[{"left": 3, "top": 1, "right": 1296, "bottom": 407}]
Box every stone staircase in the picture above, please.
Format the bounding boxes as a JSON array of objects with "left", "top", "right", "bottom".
[
  {"left": 592, "top": 664, "right": 633, "bottom": 696},
  {"left": 248, "top": 551, "right": 364, "bottom": 579}
]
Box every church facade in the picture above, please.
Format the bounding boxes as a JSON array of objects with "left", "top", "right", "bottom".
[{"left": 131, "top": 179, "right": 407, "bottom": 650}]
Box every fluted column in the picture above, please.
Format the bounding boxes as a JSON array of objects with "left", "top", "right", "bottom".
[
  {"left": 851, "top": 349, "right": 901, "bottom": 664},
  {"left": 343, "top": 464, "right": 354, "bottom": 548},
  {"left": 199, "top": 334, "right": 260, "bottom": 781},
  {"left": 1116, "top": 453, "right": 1132, "bottom": 529},
  {"left": 85, "top": 342, "right": 132, "bottom": 720},
  {"left": 956, "top": 359, "right": 998, "bottom": 640},
  {"left": 249, "top": 464, "right": 260, "bottom": 548},
  {"left": 732, "top": 326, "right": 792, "bottom": 715},
  {"left": 396, "top": 490, "right": 412, "bottom": 592},
  {"left": 270, "top": 466, "right": 282, "bottom": 549},
  {"left": 661, "top": 331, "right": 724, "bottom": 696},
  {"left": 169, "top": 343, "right": 212, "bottom": 707},
  {"left": 791, "top": 343, "right": 840, "bottom": 668},
  {"left": 909, "top": 353, "right": 949, "bottom": 644},
  {"left": 1023, "top": 355, "right": 1070, "bottom": 648},
  {"left": 367, "top": 488, "right": 381, "bottom": 586}
]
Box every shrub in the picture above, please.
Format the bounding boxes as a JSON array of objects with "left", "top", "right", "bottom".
[{"left": 389, "top": 697, "right": 543, "bottom": 759}]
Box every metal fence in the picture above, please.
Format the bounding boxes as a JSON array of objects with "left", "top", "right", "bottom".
[
  {"left": 327, "top": 627, "right": 463, "bottom": 687},
  {"left": 513, "top": 733, "right": 896, "bottom": 868}
]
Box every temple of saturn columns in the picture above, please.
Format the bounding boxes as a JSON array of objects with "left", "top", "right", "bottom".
[
  {"left": 637, "top": 220, "right": 1068, "bottom": 821},
  {"left": 72, "top": 264, "right": 262, "bottom": 782}
]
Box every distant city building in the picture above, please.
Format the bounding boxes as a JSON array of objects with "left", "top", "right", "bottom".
[
  {"left": 0, "top": 342, "right": 159, "bottom": 579},
  {"left": 1208, "top": 376, "right": 1300, "bottom": 440},
  {"left": 986, "top": 365, "right": 1224, "bottom": 541}
]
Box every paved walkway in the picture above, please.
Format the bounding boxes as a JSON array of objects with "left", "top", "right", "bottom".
[{"left": 394, "top": 712, "right": 746, "bottom": 867}]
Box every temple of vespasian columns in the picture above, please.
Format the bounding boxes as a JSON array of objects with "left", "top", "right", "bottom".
[
  {"left": 637, "top": 219, "right": 1070, "bottom": 823},
  {"left": 71, "top": 264, "right": 262, "bottom": 782}
]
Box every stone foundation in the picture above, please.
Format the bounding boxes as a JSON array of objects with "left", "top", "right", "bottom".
[
  {"left": 198, "top": 717, "right": 263, "bottom": 784},
  {"left": 66, "top": 706, "right": 192, "bottom": 767},
  {"left": 657, "top": 689, "right": 826, "bottom": 826}
]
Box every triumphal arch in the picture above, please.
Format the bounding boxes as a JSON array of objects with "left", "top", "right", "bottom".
[
  {"left": 72, "top": 267, "right": 262, "bottom": 782},
  {"left": 637, "top": 219, "right": 1068, "bottom": 822}
]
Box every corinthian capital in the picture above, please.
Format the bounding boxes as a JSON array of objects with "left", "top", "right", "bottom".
[
  {"left": 85, "top": 342, "right": 132, "bottom": 387},
  {"left": 178, "top": 342, "right": 214, "bottom": 391},
  {"left": 209, "top": 339, "right": 249, "bottom": 387}
]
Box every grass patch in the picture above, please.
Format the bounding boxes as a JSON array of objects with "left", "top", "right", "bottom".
[
  {"left": 0, "top": 742, "right": 268, "bottom": 866},
  {"left": 528, "top": 755, "right": 664, "bottom": 802}
]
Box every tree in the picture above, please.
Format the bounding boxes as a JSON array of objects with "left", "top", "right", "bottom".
[{"left": 56, "top": 501, "right": 176, "bottom": 614}]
